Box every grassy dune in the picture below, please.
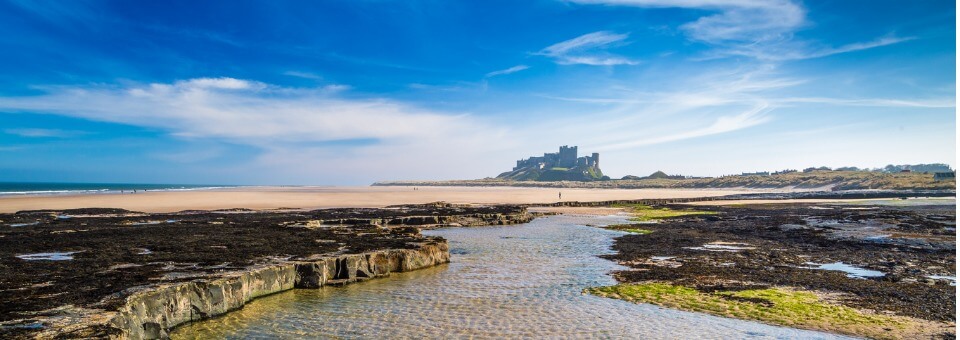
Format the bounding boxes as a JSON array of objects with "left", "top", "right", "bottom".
[
  {"left": 689, "top": 170, "right": 954, "bottom": 190},
  {"left": 375, "top": 170, "right": 955, "bottom": 190}
]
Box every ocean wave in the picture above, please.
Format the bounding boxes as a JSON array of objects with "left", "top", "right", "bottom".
[
  {"left": 0, "top": 189, "right": 110, "bottom": 196},
  {"left": 0, "top": 186, "right": 235, "bottom": 197}
]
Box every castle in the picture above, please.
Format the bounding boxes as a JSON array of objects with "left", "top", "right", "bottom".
[
  {"left": 513, "top": 145, "right": 599, "bottom": 170},
  {"left": 498, "top": 146, "right": 604, "bottom": 181}
]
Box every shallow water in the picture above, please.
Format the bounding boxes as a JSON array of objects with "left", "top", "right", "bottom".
[
  {"left": 172, "top": 215, "right": 850, "bottom": 339},
  {"left": 927, "top": 275, "right": 957, "bottom": 286},
  {"left": 685, "top": 242, "right": 756, "bottom": 252},
  {"left": 804, "top": 262, "right": 885, "bottom": 278},
  {"left": 16, "top": 251, "right": 79, "bottom": 261}
]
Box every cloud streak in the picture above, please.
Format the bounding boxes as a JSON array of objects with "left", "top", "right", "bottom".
[
  {"left": 0, "top": 78, "right": 487, "bottom": 144},
  {"left": 570, "top": 0, "right": 804, "bottom": 43},
  {"left": 4, "top": 128, "right": 89, "bottom": 138},
  {"left": 593, "top": 103, "right": 771, "bottom": 151},
  {"left": 283, "top": 71, "right": 323, "bottom": 80},
  {"left": 570, "top": 0, "right": 912, "bottom": 61},
  {"left": 537, "top": 31, "right": 639, "bottom": 65},
  {"left": 777, "top": 96, "right": 954, "bottom": 108},
  {"left": 485, "top": 65, "right": 530, "bottom": 77},
  {"left": 715, "top": 35, "right": 916, "bottom": 61}
]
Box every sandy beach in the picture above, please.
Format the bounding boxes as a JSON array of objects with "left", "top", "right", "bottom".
[{"left": 0, "top": 186, "right": 759, "bottom": 213}]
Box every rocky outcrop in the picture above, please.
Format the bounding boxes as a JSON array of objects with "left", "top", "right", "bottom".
[
  {"left": 35, "top": 241, "right": 449, "bottom": 339},
  {"left": 1, "top": 204, "right": 535, "bottom": 339}
]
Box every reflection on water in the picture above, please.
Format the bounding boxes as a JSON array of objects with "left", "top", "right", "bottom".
[{"left": 172, "top": 215, "right": 848, "bottom": 339}]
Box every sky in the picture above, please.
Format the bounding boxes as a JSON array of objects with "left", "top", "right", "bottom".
[{"left": 0, "top": 0, "right": 955, "bottom": 185}]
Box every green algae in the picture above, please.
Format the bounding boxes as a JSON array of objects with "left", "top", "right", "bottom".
[
  {"left": 586, "top": 283, "right": 926, "bottom": 339},
  {"left": 612, "top": 204, "right": 716, "bottom": 221}
]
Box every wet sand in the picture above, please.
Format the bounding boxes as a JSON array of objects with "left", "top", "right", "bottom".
[{"left": 0, "top": 186, "right": 756, "bottom": 213}]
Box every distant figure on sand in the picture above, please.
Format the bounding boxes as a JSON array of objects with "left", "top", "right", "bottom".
[{"left": 559, "top": 192, "right": 562, "bottom": 200}]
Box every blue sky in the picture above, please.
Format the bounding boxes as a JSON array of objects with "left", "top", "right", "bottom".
[{"left": 0, "top": 0, "right": 955, "bottom": 185}]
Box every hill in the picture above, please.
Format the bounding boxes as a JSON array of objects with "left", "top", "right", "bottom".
[{"left": 374, "top": 170, "right": 956, "bottom": 191}]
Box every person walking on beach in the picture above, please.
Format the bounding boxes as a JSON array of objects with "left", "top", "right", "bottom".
[{"left": 559, "top": 192, "right": 562, "bottom": 200}]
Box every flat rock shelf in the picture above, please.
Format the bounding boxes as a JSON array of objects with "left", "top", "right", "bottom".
[{"left": 0, "top": 203, "right": 534, "bottom": 339}]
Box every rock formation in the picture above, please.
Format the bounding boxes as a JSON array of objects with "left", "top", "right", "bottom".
[
  {"left": 37, "top": 242, "right": 449, "bottom": 339},
  {"left": 0, "top": 203, "right": 535, "bottom": 339}
]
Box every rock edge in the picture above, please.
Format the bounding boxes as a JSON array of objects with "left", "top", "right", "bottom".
[{"left": 39, "top": 241, "right": 449, "bottom": 339}]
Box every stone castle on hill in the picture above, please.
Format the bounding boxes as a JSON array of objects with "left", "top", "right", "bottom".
[
  {"left": 513, "top": 145, "right": 599, "bottom": 170},
  {"left": 497, "top": 145, "right": 606, "bottom": 181}
]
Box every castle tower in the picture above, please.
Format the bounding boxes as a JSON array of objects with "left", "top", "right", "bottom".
[
  {"left": 558, "top": 145, "right": 577, "bottom": 168},
  {"left": 592, "top": 153, "right": 599, "bottom": 168}
]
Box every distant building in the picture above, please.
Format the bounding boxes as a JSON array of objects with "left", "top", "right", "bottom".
[{"left": 933, "top": 172, "right": 955, "bottom": 181}]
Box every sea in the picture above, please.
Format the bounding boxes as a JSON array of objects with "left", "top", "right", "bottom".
[{"left": 0, "top": 182, "right": 236, "bottom": 197}]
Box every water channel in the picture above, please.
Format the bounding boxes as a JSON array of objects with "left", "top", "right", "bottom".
[{"left": 172, "top": 214, "right": 849, "bottom": 339}]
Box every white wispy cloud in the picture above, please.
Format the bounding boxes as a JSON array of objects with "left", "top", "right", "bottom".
[
  {"left": 810, "top": 36, "right": 915, "bottom": 58},
  {"left": 541, "top": 31, "right": 629, "bottom": 55},
  {"left": 569, "top": 0, "right": 912, "bottom": 61},
  {"left": 408, "top": 80, "right": 488, "bottom": 92},
  {"left": 521, "top": 66, "right": 790, "bottom": 155},
  {"left": 716, "top": 35, "right": 917, "bottom": 61},
  {"left": 537, "top": 31, "right": 639, "bottom": 65},
  {"left": 170, "top": 77, "right": 265, "bottom": 90},
  {"left": 557, "top": 55, "right": 639, "bottom": 66},
  {"left": 535, "top": 60, "right": 954, "bottom": 161},
  {"left": 0, "top": 78, "right": 488, "bottom": 144},
  {"left": 283, "top": 71, "right": 323, "bottom": 80},
  {"left": 593, "top": 103, "right": 771, "bottom": 151},
  {"left": 776, "top": 96, "right": 954, "bottom": 108},
  {"left": 570, "top": 0, "right": 804, "bottom": 43},
  {"left": 0, "top": 77, "right": 517, "bottom": 183},
  {"left": 4, "top": 128, "right": 88, "bottom": 138},
  {"left": 485, "top": 65, "right": 530, "bottom": 77},
  {"left": 546, "top": 94, "right": 955, "bottom": 109}
]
